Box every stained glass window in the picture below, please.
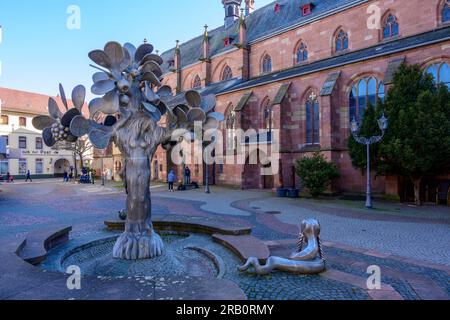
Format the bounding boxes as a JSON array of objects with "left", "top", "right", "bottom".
[
  {"left": 306, "top": 92, "right": 320, "bottom": 145},
  {"left": 296, "top": 43, "right": 308, "bottom": 64},
  {"left": 383, "top": 14, "right": 399, "bottom": 39},
  {"left": 335, "top": 30, "right": 349, "bottom": 53},
  {"left": 349, "top": 77, "right": 385, "bottom": 122},
  {"left": 262, "top": 54, "right": 272, "bottom": 74}
]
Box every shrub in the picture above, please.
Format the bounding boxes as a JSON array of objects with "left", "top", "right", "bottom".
[{"left": 295, "top": 152, "right": 340, "bottom": 197}]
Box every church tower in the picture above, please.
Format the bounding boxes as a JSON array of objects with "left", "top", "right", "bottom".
[{"left": 222, "top": 0, "right": 242, "bottom": 28}]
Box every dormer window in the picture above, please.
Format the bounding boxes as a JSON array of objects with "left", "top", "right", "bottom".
[
  {"left": 301, "top": 3, "right": 313, "bottom": 16},
  {"left": 274, "top": 3, "right": 281, "bottom": 13},
  {"left": 224, "top": 36, "right": 234, "bottom": 46},
  {"left": 168, "top": 59, "right": 175, "bottom": 68}
]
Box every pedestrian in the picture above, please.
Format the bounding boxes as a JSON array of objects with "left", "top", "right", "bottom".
[
  {"left": 185, "top": 166, "right": 191, "bottom": 185},
  {"left": 168, "top": 169, "right": 176, "bottom": 192},
  {"left": 63, "top": 171, "right": 69, "bottom": 182},
  {"left": 7, "top": 172, "right": 14, "bottom": 183},
  {"left": 25, "top": 170, "right": 32, "bottom": 182}
]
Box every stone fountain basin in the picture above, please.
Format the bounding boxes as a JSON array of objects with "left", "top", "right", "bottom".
[
  {"left": 8, "top": 214, "right": 272, "bottom": 300},
  {"left": 43, "top": 232, "right": 226, "bottom": 279}
]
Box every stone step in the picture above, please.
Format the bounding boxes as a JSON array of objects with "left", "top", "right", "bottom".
[
  {"left": 212, "top": 234, "right": 270, "bottom": 263},
  {"left": 17, "top": 226, "right": 72, "bottom": 265}
]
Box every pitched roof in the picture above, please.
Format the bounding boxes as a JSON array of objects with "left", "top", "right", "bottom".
[
  {"left": 160, "top": 0, "right": 363, "bottom": 73},
  {"left": 220, "top": 26, "right": 450, "bottom": 94},
  {"left": 0, "top": 87, "right": 88, "bottom": 116}
]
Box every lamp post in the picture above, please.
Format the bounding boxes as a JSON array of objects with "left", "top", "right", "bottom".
[
  {"left": 351, "top": 113, "right": 388, "bottom": 208},
  {"left": 205, "top": 152, "right": 210, "bottom": 194},
  {"left": 101, "top": 148, "right": 105, "bottom": 186}
]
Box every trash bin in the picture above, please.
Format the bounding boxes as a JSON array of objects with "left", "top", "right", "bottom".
[
  {"left": 276, "top": 188, "right": 288, "bottom": 197},
  {"left": 287, "top": 188, "right": 300, "bottom": 198}
]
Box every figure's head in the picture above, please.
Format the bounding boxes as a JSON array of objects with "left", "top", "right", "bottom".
[{"left": 300, "top": 218, "right": 321, "bottom": 239}]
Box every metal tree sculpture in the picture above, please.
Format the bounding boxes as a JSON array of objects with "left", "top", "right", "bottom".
[{"left": 33, "top": 41, "right": 223, "bottom": 260}]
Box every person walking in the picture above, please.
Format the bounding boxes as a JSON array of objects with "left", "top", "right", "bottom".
[
  {"left": 6, "top": 172, "right": 14, "bottom": 183},
  {"left": 25, "top": 170, "right": 32, "bottom": 182},
  {"left": 63, "top": 171, "right": 69, "bottom": 182},
  {"left": 185, "top": 166, "right": 191, "bottom": 185},
  {"left": 168, "top": 169, "right": 176, "bottom": 192}
]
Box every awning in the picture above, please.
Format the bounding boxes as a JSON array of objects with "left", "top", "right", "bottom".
[
  {"left": 234, "top": 91, "right": 253, "bottom": 112},
  {"left": 271, "top": 82, "right": 291, "bottom": 106},
  {"left": 320, "top": 71, "right": 341, "bottom": 96},
  {"left": 384, "top": 56, "right": 405, "bottom": 85}
]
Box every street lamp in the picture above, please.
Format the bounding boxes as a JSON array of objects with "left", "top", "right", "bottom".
[
  {"left": 351, "top": 113, "right": 388, "bottom": 208},
  {"left": 204, "top": 134, "right": 216, "bottom": 194}
]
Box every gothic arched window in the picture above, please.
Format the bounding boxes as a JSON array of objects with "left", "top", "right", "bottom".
[
  {"left": 296, "top": 42, "right": 308, "bottom": 64},
  {"left": 426, "top": 62, "right": 450, "bottom": 88},
  {"left": 335, "top": 30, "right": 349, "bottom": 53},
  {"left": 442, "top": 1, "right": 450, "bottom": 23},
  {"left": 349, "top": 77, "right": 385, "bottom": 122},
  {"left": 221, "top": 65, "right": 233, "bottom": 81},
  {"left": 305, "top": 92, "right": 320, "bottom": 145},
  {"left": 261, "top": 54, "right": 272, "bottom": 74},
  {"left": 383, "top": 14, "right": 399, "bottom": 39},
  {"left": 192, "top": 75, "right": 201, "bottom": 89}
]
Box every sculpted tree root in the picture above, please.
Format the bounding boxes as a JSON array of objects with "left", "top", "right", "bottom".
[
  {"left": 239, "top": 219, "right": 326, "bottom": 275},
  {"left": 113, "top": 231, "right": 163, "bottom": 260}
]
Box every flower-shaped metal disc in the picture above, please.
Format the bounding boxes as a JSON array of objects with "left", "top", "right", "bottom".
[
  {"left": 185, "top": 90, "right": 202, "bottom": 108},
  {"left": 135, "top": 43, "right": 154, "bottom": 63},
  {"left": 61, "top": 108, "right": 81, "bottom": 127},
  {"left": 42, "top": 127, "right": 56, "bottom": 147},
  {"left": 187, "top": 108, "right": 206, "bottom": 123},
  {"left": 32, "top": 115, "right": 56, "bottom": 130},
  {"left": 48, "top": 98, "right": 63, "bottom": 119},
  {"left": 72, "top": 85, "right": 86, "bottom": 110},
  {"left": 89, "top": 50, "right": 112, "bottom": 69}
]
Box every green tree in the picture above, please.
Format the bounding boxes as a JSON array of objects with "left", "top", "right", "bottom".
[
  {"left": 378, "top": 63, "right": 450, "bottom": 205},
  {"left": 348, "top": 103, "right": 384, "bottom": 174},
  {"left": 295, "top": 152, "right": 340, "bottom": 198}
]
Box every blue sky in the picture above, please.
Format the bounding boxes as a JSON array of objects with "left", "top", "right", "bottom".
[{"left": 0, "top": 0, "right": 273, "bottom": 100}]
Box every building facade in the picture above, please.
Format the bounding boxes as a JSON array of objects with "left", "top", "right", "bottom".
[
  {"left": 150, "top": 0, "right": 450, "bottom": 199},
  {"left": 0, "top": 87, "right": 88, "bottom": 179}
]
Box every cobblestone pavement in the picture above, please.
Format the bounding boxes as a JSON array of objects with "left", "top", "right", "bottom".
[{"left": 0, "top": 180, "right": 449, "bottom": 300}]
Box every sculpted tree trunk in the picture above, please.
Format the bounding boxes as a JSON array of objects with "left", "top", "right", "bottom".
[{"left": 112, "top": 95, "right": 166, "bottom": 260}]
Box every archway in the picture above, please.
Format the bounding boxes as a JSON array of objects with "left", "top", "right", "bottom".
[{"left": 54, "top": 159, "right": 70, "bottom": 178}]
